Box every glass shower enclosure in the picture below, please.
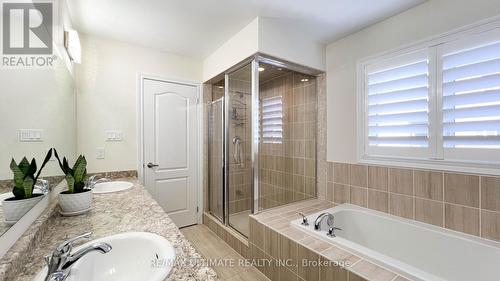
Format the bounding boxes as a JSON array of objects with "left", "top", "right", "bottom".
[{"left": 207, "top": 55, "right": 319, "bottom": 237}]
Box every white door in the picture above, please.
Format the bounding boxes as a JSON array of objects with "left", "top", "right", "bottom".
[{"left": 143, "top": 78, "right": 199, "bottom": 228}]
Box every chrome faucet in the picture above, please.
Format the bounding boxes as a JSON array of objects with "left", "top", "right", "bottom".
[
  {"left": 314, "top": 213, "right": 335, "bottom": 231},
  {"left": 44, "top": 232, "right": 112, "bottom": 281},
  {"left": 86, "top": 175, "right": 108, "bottom": 189}
]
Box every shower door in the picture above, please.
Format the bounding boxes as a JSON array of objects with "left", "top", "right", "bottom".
[
  {"left": 226, "top": 62, "right": 254, "bottom": 237},
  {"left": 208, "top": 98, "right": 224, "bottom": 221}
]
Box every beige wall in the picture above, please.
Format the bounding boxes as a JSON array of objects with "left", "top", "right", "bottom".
[
  {"left": 326, "top": 0, "right": 500, "bottom": 163},
  {"left": 202, "top": 18, "right": 259, "bottom": 82},
  {"left": 76, "top": 34, "right": 202, "bottom": 173}
]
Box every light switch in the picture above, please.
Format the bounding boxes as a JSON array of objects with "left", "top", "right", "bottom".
[
  {"left": 19, "top": 129, "right": 43, "bottom": 142},
  {"left": 106, "top": 130, "right": 123, "bottom": 141},
  {"left": 96, "top": 147, "right": 105, "bottom": 159}
]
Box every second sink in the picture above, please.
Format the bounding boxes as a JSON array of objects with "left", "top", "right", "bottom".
[{"left": 92, "top": 181, "right": 134, "bottom": 194}]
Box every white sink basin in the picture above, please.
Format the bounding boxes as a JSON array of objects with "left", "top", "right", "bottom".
[
  {"left": 34, "top": 232, "right": 175, "bottom": 281},
  {"left": 92, "top": 181, "right": 134, "bottom": 194}
]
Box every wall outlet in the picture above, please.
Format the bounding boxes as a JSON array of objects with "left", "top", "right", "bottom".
[
  {"left": 106, "top": 130, "right": 123, "bottom": 141},
  {"left": 96, "top": 147, "right": 105, "bottom": 159},
  {"left": 19, "top": 129, "right": 43, "bottom": 142}
]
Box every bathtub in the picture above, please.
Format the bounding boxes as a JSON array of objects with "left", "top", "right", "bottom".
[{"left": 291, "top": 204, "right": 500, "bottom": 281}]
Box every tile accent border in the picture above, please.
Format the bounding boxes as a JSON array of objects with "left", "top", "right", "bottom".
[{"left": 325, "top": 162, "right": 500, "bottom": 242}]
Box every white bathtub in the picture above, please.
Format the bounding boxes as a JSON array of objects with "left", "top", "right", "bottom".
[{"left": 291, "top": 204, "right": 500, "bottom": 281}]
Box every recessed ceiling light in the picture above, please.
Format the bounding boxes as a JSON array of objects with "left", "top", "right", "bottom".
[
  {"left": 218, "top": 86, "right": 224, "bottom": 89},
  {"left": 301, "top": 78, "right": 309, "bottom": 82},
  {"left": 258, "top": 67, "right": 265, "bottom": 72}
]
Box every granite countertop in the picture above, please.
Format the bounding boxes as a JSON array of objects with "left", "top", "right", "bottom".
[{"left": 0, "top": 178, "right": 218, "bottom": 281}]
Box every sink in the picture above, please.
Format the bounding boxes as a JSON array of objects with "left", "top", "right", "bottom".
[
  {"left": 92, "top": 181, "right": 134, "bottom": 194},
  {"left": 33, "top": 232, "right": 176, "bottom": 281}
]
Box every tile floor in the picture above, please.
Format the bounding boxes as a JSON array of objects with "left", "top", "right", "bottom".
[{"left": 181, "top": 224, "right": 269, "bottom": 281}]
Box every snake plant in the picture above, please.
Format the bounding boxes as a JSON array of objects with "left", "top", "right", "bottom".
[
  {"left": 9, "top": 149, "right": 53, "bottom": 200},
  {"left": 54, "top": 149, "right": 88, "bottom": 193}
]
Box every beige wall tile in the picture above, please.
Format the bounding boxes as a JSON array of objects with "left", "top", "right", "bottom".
[
  {"left": 350, "top": 186, "right": 367, "bottom": 207},
  {"left": 349, "top": 272, "right": 368, "bottom": 281},
  {"left": 320, "top": 246, "right": 360, "bottom": 266},
  {"left": 264, "top": 256, "right": 279, "bottom": 281},
  {"left": 319, "top": 257, "right": 348, "bottom": 281},
  {"left": 264, "top": 226, "right": 280, "bottom": 259},
  {"left": 279, "top": 266, "right": 298, "bottom": 281},
  {"left": 350, "top": 164, "right": 367, "bottom": 187},
  {"left": 351, "top": 260, "right": 396, "bottom": 281},
  {"left": 444, "top": 173, "right": 479, "bottom": 208},
  {"left": 327, "top": 182, "right": 334, "bottom": 202},
  {"left": 334, "top": 163, "right": 350, "bottom": 184},
  {"left": 279, "top": 234, "right": 298, "bottom": 273},
  {"left": 300, "top": 236, "right": 332, "bottom": 252},
  {"left": 297, "top": 244, "right": 320, "bottom": 281},
  {"left": 334, "top": 184, "right": 350, "bottom": 204},
  {"left": 414, "top": 170, "right": 443, "bottom": 201},
  {"left": 481, "top": 176, "right": 500, "bottom": 212},
  {"left": 389, "top": 168, "right": 413, "bottom": 196},
  {"left": 389, "top": 193, "right": 414, "bottom": 219},
  {"left": 415, "top": 198, "right": 443, "bottom": 227},
  {"left": 481, "top": 210, "right": 500, "bottom": 242},
  {"left": 444, "top": 204, "right": 479, "bottom": 236},
  {"left": 368, "top": 190, "right": 388, "bottom": 213},
  {"left": 327, "top": 162, "right": 334, "bottom": 182},
  {"left": 368, "top": 166, "right": 388, "bottom": 191},
  {"left": 250, "top": 217, "right": 265, "bottom": 249}
]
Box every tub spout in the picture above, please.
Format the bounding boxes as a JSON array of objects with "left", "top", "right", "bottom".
[{"left": 314, "top": 213, "right": 334, "bottom": 231}]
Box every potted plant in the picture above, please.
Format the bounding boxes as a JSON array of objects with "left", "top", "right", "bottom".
[
  {"left": 2, "top": 149, "right": 53, "bottom": 223},
  {"left": 54, "top": 149, "right": 92, "bottom": 215}
]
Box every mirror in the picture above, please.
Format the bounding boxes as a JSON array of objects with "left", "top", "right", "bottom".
[{"left": 0, "top": 42, "right": 76, "bottom": 236}]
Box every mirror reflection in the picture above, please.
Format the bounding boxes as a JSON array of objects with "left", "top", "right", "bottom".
[{"left": 0, "top": 47, "right": 76, "bottom": 235}]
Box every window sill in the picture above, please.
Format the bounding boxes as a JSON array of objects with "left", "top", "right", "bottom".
[{"left": 358, "top": 155, "right": 500, "bottom": 176}]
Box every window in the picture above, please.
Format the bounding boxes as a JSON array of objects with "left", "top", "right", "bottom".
[
  {"left": 359, "top": 25, "right": 500, "bottom": 169},
  {"left": 261, "top": 96, "right": 283, "bottom": 144}
]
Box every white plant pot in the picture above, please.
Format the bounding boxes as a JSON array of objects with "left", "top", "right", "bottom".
[
  {"left": 58, "top": 189, "right": 93, "bottom": 215},
  {"left": 2, "top": 194, "right": 45, "bottom": 223}
]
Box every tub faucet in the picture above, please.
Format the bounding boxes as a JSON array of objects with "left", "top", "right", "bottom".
[
  {"left": 44, "top": 232, "right": 112, "bottom": 281},
  {"left": 314, "top": 213, "right": 335, "bottom": 231}
]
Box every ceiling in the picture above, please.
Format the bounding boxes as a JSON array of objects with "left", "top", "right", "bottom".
[{"left": 67, "top": 0, "right": 426, "bottom": 59}]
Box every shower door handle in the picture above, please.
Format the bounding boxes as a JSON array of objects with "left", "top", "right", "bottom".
[{"left": 147, "top": 162, "right": 159, "bottom": 168}]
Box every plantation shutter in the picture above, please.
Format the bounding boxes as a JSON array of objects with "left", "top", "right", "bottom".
[
  {"left": 261, "top": 96, "right": 283, "bottom": 144},
  {"left": 441, "top": 39, "right": 500, "bottom": 149},
  {"left": 367, "top": 52, "right": 430, "bottom": 148}
]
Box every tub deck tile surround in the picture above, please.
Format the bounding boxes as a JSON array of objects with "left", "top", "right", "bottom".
[
  {"left": 0, "top": 178, "right": 218, "bottom": 281},
  {"left": 249, "top": 198, "right": 414, "bottom": 281}
]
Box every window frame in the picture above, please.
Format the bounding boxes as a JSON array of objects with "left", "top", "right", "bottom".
[{"left": 357, "top": 18, "right": 500, "bottom": 175}]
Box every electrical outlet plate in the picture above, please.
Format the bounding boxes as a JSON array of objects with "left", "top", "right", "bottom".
[
  {"left": 105, "top": 130, "right": 123, "bottom": 141},
  {"left": 19, "top": 129, "right": 43, "bottom": 142},
  {"left": 96, "top": 147, "right": 105, "bottom": 159}
]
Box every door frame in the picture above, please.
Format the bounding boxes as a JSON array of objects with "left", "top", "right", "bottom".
[{"left": 137, "top": 73, "right": 203, "bottom": 224}]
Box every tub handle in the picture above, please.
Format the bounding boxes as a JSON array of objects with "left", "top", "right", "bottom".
[
  {"left": 327, "top": 227, "right": 342, "bottom": 238},
  {"left": 298, "top": 213, "right": 309, "bottom": 226}
]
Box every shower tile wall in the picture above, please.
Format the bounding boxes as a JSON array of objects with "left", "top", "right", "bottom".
[{"left": 259, "top": 73, "right": 317, "bottom": 209}]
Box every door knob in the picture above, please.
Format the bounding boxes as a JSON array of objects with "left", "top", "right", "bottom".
[{"left": 147, "top": 162, "right": 159, "bottom": 168}]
